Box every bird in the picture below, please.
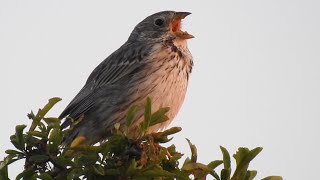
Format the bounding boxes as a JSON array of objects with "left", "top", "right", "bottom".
[{"left": 59, "top": 11, "right": 194, "bottom": 147}]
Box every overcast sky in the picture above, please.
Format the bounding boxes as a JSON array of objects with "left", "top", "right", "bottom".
[{"left": 1, "top": 1, "right": 319, "bottom": 179}]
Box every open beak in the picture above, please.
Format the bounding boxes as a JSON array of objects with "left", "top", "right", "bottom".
[{"left": 169, "top": 12, "right": 194, "bottom": 39}]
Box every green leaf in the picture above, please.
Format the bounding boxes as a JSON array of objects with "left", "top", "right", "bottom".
[
  {"left": 233, "top": 147, "right": 250, "bottom": 166},
  {"left": 244, "top": 170, "right": 257, "bottom": 180},
  {"left": 125, "top": 105, "right": 139, "bottom": 129},
  {"left": 138, "top": 97, "right": 151, "bottom": 135},
  {"left": 210, "top": 170, "right": 221, "bottom": 180},
  {"left": 182, "top": 162, "right": 209, "bottom": 172},
  {"left": 54, "top": 171, "right": 68, "bottom": 180},
  {"left": 169, "top": 153, "right": 183, "bottom": 165},
  {"left": 166, "top": 144, "right": 177, "bottom": 153},
  {"left": 231, "top": 147, "right": 250, "bottom": 180},
  {"left": 242, "top": 147, "right": 263, "bottom": 166},
  {"left": 149, "top": 107, "right": 170, "bottom": 127},
  {"left": 5, "top": 150, "right": 24, "bottom": 155},
  {"left": 126, "top": 159, "right": 137, "bottom": 175},
  {"left": 0, "top": 163, "right": 9, "bottom": 180},
  {"left": 27, "top": 111, "right": 35, "bottom": 120},
  {"left": 27, "top": 131, "right": 48, "bottom": 138},
  {"left": 93, "top": 164, "right": 105, "bottom": 176},
  {"left": 234, "top": 147, "right": 262, "bottom": 168},
  {"left": 155, "top": 127, "right": 182, "bottom": 137},
  {"left": 9, "top": 135, "right": 20, "bottom": 151},
  {"left": 76, "top": 153, "right": 99, "bottom": 166},
  {"left": 12, "top": 125, "right": 27, "bottom": 151},
  {"left": 43, "top": 117, "right": 61, "bottom": 128},
  {"left": 15, "top": 167, "right": 35, "bottom": 180},
  {"left": 29, "top": 97, "right": 61, "bottom": 131},
  {"left": 0, "top": 158, "right": 9, "bottom": 171},
  {"left": 186, "top": 138, "right": 197, "bottom": 163},
  {"left": 38, "top": 122, "right": 47, "bottom": 132},
  {"left": 0, "top": 155, "right": 20, "bottom": 170},
  {"left": 104, "top": 169, "right": 121, "bottom": 176},
  {"left": 220, "top": 146, "right": 231, "bottom": 169},
  {"left": 24, "top": 135, "right": 41, "bottom": 147},
  {"left": 29, "top": 155, "right": 49, "bottom": 163},
  {"left": 48, "top": 128, "right": 62, "bottom": 147},
  {"left": 207, "top": 160, "right": 223, "bottom": 170},
  {"left": 182, "top": 157, "right": 191, "bottom": 169},
  {"left": 67, "top": 168, "right": 83, "bottom": 180},
  {"left": 261, "top": 176, "right": 283, "bottom": 180},
  {"left": 232, "top": 147, "right": 263, "bottom": 180},
  {"left": 153, "top": 136, "right": 172, "bottom": 143},
  {"left": 37, "top": 173, "right": 53, "bottom": 180},
  {"left": 68, "top": 145, "right": 101, "bottom": 153},
  {"left": 51, "top": 156, "right": 75, "bottom": 167},
  {"left": 142, "top": 97, "right": 152, "bottom": 132},
  {"left": 220, "top": 146, "right": 231, "bottom": 180},
  {"left": 139, "top": 169, "right": 176, "bottom": 177},
  {"left": 221, "top": 169, "right": 231, "bottom": 180}
]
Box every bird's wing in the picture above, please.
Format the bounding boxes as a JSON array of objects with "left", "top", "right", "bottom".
[{"left": 59, "top": 42, "right": 148, "bottom": 128}]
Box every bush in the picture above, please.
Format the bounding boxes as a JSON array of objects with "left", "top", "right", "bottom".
[{"left": 0, "top": 97, "right": 282, "bottom": 180}]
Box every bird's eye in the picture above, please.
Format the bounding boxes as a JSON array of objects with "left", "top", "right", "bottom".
[{"left": 154, "top": 18, "right": 164, "bottom": 27}]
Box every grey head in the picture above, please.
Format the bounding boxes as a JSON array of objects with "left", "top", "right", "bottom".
[{"left": 128, "top": 11, "right": 194, "bottom": 42}]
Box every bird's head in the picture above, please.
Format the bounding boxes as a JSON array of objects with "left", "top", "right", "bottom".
[{"left": 128, "top": 11, "right": 193, "bottom": 42}]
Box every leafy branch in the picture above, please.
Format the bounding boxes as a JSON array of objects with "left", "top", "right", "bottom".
[{"left": 0, "top": 97, "right": 282, "bottom": 180}]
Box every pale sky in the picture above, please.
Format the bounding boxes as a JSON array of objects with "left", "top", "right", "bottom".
[{"left": 1, "top": 1, "right": 320, "bottom": 179}]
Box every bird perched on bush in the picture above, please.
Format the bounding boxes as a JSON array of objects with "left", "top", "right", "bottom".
[{"left": 59, "top": 11, "right": 194, "bottom": 147}]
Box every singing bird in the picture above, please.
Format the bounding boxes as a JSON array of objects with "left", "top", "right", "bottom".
[{"left": 59, "top": 11, "right": 194, "bottom": 146}]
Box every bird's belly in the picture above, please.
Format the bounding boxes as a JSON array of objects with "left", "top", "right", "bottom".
[
  {"left": 125, "top": 44, "right": 192, "bottom": 133},
  {"left": 135, "top": 67, "right": 189, "bottom": 133}
]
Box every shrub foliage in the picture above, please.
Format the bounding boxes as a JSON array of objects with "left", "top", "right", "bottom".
[{"left": 0, "top": 97, "right": 282, "bottom": 180}]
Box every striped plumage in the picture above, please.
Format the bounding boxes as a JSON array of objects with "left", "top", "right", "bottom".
[{"left": 59, "top": 11, "right": 193, "bottom": 146}]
